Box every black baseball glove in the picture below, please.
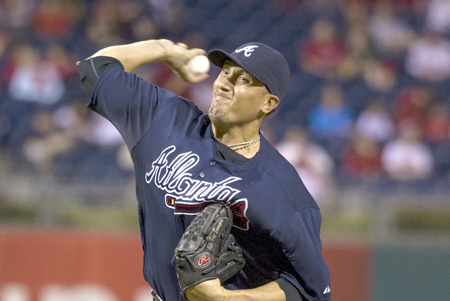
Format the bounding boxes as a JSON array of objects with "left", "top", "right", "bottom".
[{"left": 174, "top": 202, "right": 246, "bottom": 297}]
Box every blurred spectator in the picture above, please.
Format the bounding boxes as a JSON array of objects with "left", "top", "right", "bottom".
[
  {"left": 426, "top": 0, "right": 450, "bottom": 34},
  {"left": 342, "top": 24, "right": 373, "bottom": 79},
  {"left": 309, "top": 84, "right": 353, "bottom": 139},
  {"left": 362, "top": 58, "right": 398, "bottom": 93},
  {"left": 381, "top": 122, "right": 433, "bottom": 182},
  {"left": 0, "top": 30, "right": 11, "bottom": 93},
  {"left": 53, "top": 101, "right": 123, "bottom": 150},
  {"left": 181, "top": 31, "right": 208, "bottom": 50},
  {"left": 32, "top": 0, "right": 84, "bottom": 41},
  {"left": 0, "top": 30, "right": 10, "bottom": 59},
  {"left": 0, "top": 0, "right": 36, "bottom": 36},
  {"left": 368, "top": 0, "right": 416, "bottom": 57},
  {"left": 22, "top": 110, "right": 75, "bottom": 175},
  {"left": 308, "top": 84, "right": 353, "bottom": 162},
  {"left": 393, "top": 86, "right": 434, "bottom": 132},
  {"left": 145, "top": 0, "right": 172, "bottom": 28},
  {"left": 45, "top": 43, "right": 79, "bottom": 82},
  {"left": 277, "top": 126, "right": 335, "bottom": 205},
  {"left": 8, "top": 43, "right": 64, "bottom": 104},
  {"left": 405, "top": 28, "right": 450, "bottom": 82},
  {"left": 131, "top": 15, "right": 160, "bottom": 41},
  {"left": 52, "top": 101, "right": 93, "bottom": 141},
  {"left": 51, "top": 101, "right": 127, "bottom": 180},
  {"left": 355, "top": 99, "right": 394, "bottom": 144},
  {"left": 297, "top": 19, "right": 349, "bottom": 78},
  {"left": 83, "top": 114, "right": 129, "bottom": 180},
  {"left": 85, "top": 114, "right": 124, "bottom": 149},
  {"left": 85, "top": 0, "right": 127, "bottom": 48},
  {"left": 341, "top": 133, "right": 383, "bottom": 181},
  {"left": 342, "top": 2, "right": 378, "bottom": 81},
  {"left": 344, "top": 1, "right": 368, "bottom": 27},
  {"left": 422, "top": 103, "right": 450, "bottom": 145},
  {"left": 116, "top": 0, "right": 146, "bottom": 42}
]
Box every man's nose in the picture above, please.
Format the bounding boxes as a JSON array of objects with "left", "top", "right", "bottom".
[{"left": 216, "top": 78, "right": 232, "bottom": 91}]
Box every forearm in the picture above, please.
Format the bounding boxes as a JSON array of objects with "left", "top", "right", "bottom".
[
  {"left": 224, "top": 281, "right": 286, "bottom": 301},
  {"left": 89, "top": 39, "right": 169, "bottom": 72},
  {"left": 186, "top": 279, "right": 286, "bottom": 301},
  {"left": 87, "top": 39, "right": 208, "bottom": 84}
]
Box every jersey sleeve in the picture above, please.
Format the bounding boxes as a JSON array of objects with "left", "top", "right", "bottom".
[
  {"left": 78, "top": 56, "right": 124, "bottom": 96},
  {"left": 275, "top": 278, "right": 303, "bottom": 301},
  {"left": 272, "top": 208, "right": 331, "bottom": 301},
  {"left": 78, "top": 58, "right": 182, "bottom": 150}
]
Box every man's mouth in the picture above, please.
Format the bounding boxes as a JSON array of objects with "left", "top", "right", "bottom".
[{"left": 214, "top": 92, "right": 231, "bottom": 101}]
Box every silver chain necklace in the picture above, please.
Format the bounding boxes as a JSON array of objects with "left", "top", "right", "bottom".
[{"left": 227, "top": 136, "right": 260, "bottom": 151}]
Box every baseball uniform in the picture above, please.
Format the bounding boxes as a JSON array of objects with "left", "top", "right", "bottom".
[{"left": 78, "top": 54, "right": 331, "bottom": 301}]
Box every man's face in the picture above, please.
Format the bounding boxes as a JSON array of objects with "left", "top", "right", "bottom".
[{"left": 209, "top": 61, "right": 272, "bottom": 126}]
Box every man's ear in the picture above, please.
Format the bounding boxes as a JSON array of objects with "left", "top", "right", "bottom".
[{"left": 261, "top": 95, "right": 280, "bottom": 115}]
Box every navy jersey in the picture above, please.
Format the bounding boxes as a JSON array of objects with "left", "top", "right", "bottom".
[{"left": 81, "top": 61, "right": 331, "bottom": 301}]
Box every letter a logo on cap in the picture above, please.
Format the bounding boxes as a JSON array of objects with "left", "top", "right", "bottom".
[{"left": 235, "top": 45, "right": 258, "bottom": 57}]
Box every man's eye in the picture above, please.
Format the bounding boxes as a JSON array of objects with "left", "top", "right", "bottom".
[{"left": 238, "top": 76, "right": 250, "bottom": 83}]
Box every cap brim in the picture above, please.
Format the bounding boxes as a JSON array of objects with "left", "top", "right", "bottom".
[{"left": 207, "top": 49, "right": 233, "bottom": 68}]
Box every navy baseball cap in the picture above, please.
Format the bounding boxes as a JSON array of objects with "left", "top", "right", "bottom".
[{"left": 207, "top": 42, "right": 290, "bottom": 100}]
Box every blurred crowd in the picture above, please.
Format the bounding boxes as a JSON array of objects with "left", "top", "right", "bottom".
[{"left": 1, "top": 0, "right": 450, "bottom": 204}]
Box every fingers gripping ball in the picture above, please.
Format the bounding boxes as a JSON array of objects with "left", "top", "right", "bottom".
[
  {"left": 187, "top": 55, "right": 210, "bottom": 75},
  {"left": 174, "top": 203, "right": 245, "bottom": 297}
]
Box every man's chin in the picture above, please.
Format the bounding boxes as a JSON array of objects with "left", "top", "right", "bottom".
[{"left": 208, "top": 110, "right": 226, "bottom": 124}]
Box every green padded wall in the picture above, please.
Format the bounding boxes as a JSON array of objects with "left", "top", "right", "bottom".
[{"left": 373, "top": 244, "right": 450, "bottom": 301}]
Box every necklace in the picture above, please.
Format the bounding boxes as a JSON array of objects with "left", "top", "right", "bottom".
[{"left": 227, "top": 136, "right": 260, "bottom": 151}]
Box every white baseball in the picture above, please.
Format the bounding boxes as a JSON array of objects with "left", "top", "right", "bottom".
[{"left": 187, "top": 55, "right": 210, "bottom": 75}]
